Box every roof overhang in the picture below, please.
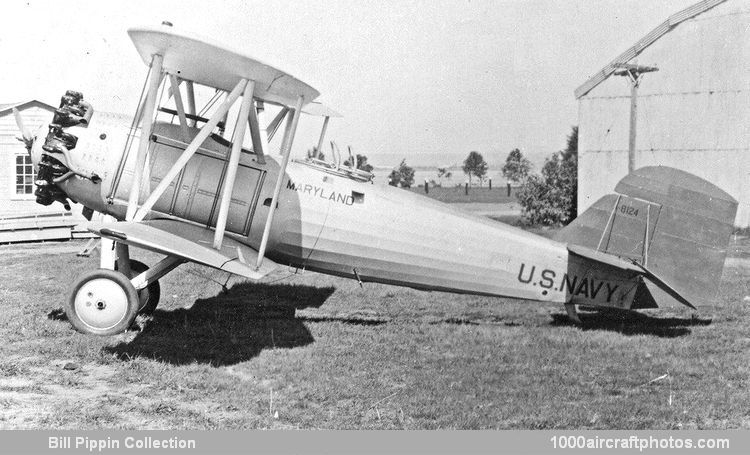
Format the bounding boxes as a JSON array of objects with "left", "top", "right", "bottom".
[
  {"left": 574, "top": 0, "right": 728, "bottom": 99},
  {"left": 0, "top": 100, "right": 56, "bottom": 117}
]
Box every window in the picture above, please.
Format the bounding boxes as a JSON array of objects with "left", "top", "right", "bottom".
[{"left": 15, "top": 154, "right": 34, "bottom": 195}]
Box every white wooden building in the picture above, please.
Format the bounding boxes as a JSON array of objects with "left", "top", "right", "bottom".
[
  {"left": 0, "top": 101, "right": 54, "bottom": 212},
  {"left": 575, "top": 0, "right": 750, "bottom": 226},
  {"left": 0, "top": 100, "right": 125, "bottom": 242}
]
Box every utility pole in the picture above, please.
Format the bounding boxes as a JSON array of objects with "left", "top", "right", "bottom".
[{"left": 614, "top": 63, "right": 658, "bottom": 173}]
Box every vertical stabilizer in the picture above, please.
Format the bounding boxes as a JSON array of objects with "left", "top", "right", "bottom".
[{"left": 556, "top": 166, "right": 737, "bottom": 308}]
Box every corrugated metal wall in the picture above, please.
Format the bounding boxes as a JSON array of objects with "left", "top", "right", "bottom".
[{"left": 578, "top": 0, "right": 750, "bottom": 225}]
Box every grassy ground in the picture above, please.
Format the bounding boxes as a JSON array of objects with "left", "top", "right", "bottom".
[
  {"left": 407, "top": 185, "right": 518, "bottom": 204},
  {"left": 0, "top": 233, "right": 749, "bottom": 429}
]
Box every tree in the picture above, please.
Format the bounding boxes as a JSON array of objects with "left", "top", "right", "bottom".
[
  {"left": 306, "top": 146, "right": 325, "bottom": 161},
  {"left": 516, "top": 126, "right": 578, "bottom": 225},
  {"left": 343, "top": 154, "right": 374, "bottom": 173},
  {"left": 501, "top": 148, "right": 532, "bottom": 185},
  {"left": 462, "top": 151, "right": 488, "bottom": 186},
  {"left": 388, "top": 159, "right": 415, "bottom": 188},
  {"left": 436, "top": 167, "right": 453, "bottom": 186},
  {"left": 561, "top": 126, "right": 578, "bottom": 221}
]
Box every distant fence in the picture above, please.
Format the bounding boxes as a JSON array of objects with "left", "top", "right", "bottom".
[
  {"left": 0, "top": 212, "right": 94, "bottom": 243},
  {"left": 408, "top": 184, "right": 521, "bottom": 204}
]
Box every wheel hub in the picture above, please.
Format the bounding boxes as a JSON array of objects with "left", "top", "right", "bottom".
[{"left": 73, "top": 278, "right": 128, "bottom": 330}]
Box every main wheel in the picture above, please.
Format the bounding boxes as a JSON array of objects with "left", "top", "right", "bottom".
[
  {"left": 66, "top": 269, "right": 139, "bottom": 336},
  {"left": 117, "top": 260, "right": 161, "bottom": 315}
]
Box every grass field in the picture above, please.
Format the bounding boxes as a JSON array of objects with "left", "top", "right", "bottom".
[{"left": 0, "top": 230, "right": 749, "bottom": 429}]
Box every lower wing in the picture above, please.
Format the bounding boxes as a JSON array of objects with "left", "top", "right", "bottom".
[{"left": 86, "top": 219, "right": 278, "bottom": 280}]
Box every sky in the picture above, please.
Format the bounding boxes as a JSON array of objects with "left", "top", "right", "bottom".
[{"left": 0, "top": 0, "right": 699, "bottom": 169}]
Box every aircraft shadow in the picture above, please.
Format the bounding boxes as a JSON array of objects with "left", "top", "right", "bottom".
[
  {"left": 550, "top": 308, "right": 711, "bottom": 338},
  {"left": 103, "top": 282, "right": 336, "bottom": 366}
]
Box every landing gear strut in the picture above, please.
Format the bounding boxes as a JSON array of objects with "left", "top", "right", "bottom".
[{"left": 117, "top": 260, "right": 161, "bottom": 315}]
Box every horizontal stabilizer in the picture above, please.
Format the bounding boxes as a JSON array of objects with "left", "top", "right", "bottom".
[
  {"left": 567, "top": 244, "right": 641, "bottom": 273},
  {"left": 86, "top": 219, "right": 277, "bottom": 280},
  {"left": 568, "top": 244, "right": 694, "bottom": 309}
]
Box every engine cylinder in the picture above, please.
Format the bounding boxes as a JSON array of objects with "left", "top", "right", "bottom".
[{"left": 34, "top": 90, "right": 93, "bottom": 209}]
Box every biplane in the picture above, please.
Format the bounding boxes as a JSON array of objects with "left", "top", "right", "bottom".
[{"left": 14, "top": 23, "right": 737, "bottom": 335}]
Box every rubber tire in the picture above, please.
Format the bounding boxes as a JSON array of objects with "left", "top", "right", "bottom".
[
  {"left": 117, "top": 260, "right": 161, "bottom": 315},
  {"left": 66, "top": 269, "right": 139, "bottom": 336}
]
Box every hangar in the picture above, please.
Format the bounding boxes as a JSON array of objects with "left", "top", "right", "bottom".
[{"left": 575, "top": 0, "right": 750, "bottom": 226}]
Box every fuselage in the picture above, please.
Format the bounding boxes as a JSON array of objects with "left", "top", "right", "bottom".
[{"left": 34, "top": 120, "right": 633, "bottom": 309}]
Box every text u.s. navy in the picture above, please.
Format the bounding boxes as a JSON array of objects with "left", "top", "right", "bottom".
[{"left": 49, "top": 436, "right": 196, "bottom": 451}]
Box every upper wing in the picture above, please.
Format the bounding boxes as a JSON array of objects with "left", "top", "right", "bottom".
[
  {"left": 128, "top": 26, "right": 319, "bottom": 107},
  {"left": 301, "top": 102, "right": 342, "bottom": 118},
  {"left": 86, "top": 219, "right": 278, "bottom": 280}
]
